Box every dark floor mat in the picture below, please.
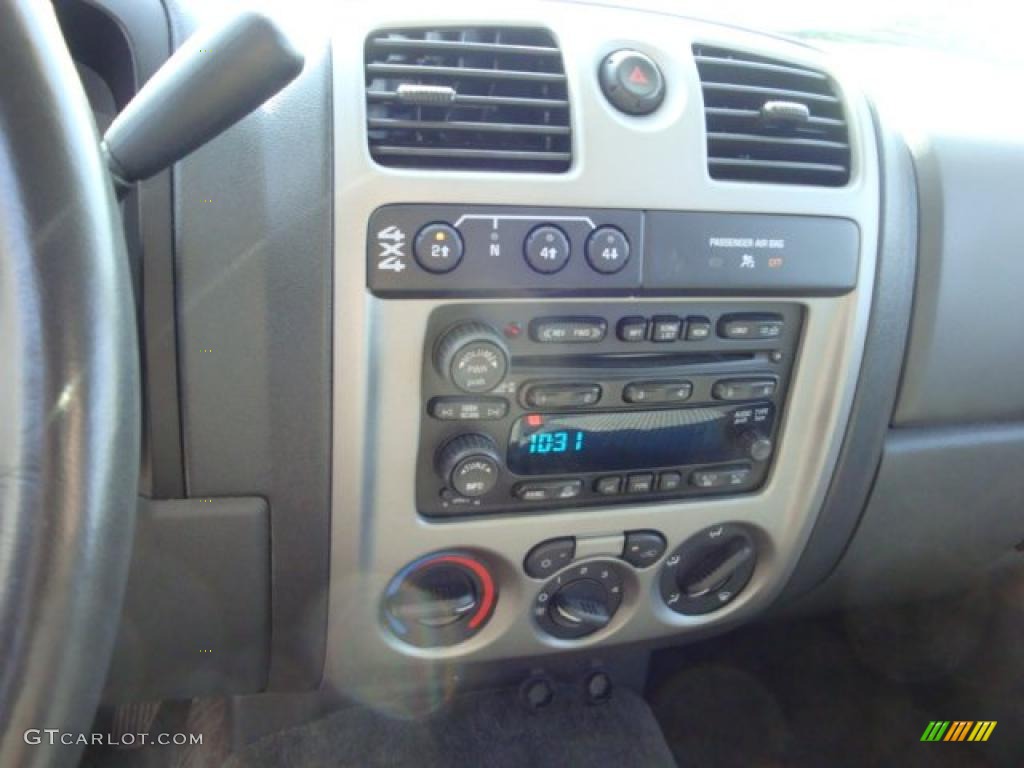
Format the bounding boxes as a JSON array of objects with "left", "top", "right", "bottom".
[
  {"left": 223, "top": 686, "right": 675, "bottom": 768},
  {"left": 648, "top": 582, "right": 1024, "bottom": 768}
]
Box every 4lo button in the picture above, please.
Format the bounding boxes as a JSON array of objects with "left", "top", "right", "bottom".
[{"left": 586, "top": 226, "right": 630, "bottom": 274}]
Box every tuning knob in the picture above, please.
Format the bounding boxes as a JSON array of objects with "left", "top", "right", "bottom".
[
  {"left": 437, "top": 434, "right": 501, "bottom": 498},
  {"left": 741, "top": 431, "right": 774, "bottom": 462},
  {"left": 435, "top": 322, "right": 509, "bottom": 393}
]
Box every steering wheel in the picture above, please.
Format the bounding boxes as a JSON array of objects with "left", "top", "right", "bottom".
[{"left": 0, "top": 3, "right": 140, "bottom": 766}]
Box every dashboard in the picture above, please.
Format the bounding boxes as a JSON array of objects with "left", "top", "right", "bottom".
[
  {"left": 330, "top": 2, "right": 879, "bottom": 695},
  {"left": 60, "top": 0, "right": 1024, "bottom": 704}
]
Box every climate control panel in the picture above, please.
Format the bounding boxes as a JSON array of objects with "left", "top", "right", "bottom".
[{"left": 417, "top": 301, "right": 802, "bottom": 517}]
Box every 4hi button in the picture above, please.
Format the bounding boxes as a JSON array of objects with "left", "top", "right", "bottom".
[
  {"left": 599, "top": 50, "right": 665, "bottom": 116},
  {"left": 524, "top": 225, "right": 571, "bottom": 274}
]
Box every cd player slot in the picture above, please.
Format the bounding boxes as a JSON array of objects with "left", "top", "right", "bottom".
[{"left": 511, "top": 352, "right": 759, "bottom": 369}]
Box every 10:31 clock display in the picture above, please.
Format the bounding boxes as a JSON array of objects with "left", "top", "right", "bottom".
[{"left": 527, "top": 430, "right": 585, "bottom": 455}]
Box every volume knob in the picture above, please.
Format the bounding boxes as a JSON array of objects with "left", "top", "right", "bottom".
[
  {"left": 435, "top": 322, "right": 509, "bottom": 393},
  {"left": 437, "top": 434, "right": 501, "bottom": 498}
]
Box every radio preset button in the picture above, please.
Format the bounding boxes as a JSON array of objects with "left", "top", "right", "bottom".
[
  {"left": 719, "top": 314, "right": 784, "bottom": 340},
  {"left": 524, "top": 383, "right": 602, "bottom": 408},
  {"left": 524, "top": 225, "right": 571, "bottom": 274},
  {"left": 430, "top": 397, "right": 509, "bottom": 421},
  {"left": 712, "top": 378, "right": 778, "bottom": 401},
  {"left": 657, "top": 471, "right": 682, "bottom": 491},
  {"left": 725, "top": 466, "right": 753, "bottom": 485},
  {"left": 617, "top": 316, "right": 648, "bottom": 342},
  {"left": 691, "top": 468, "right": 727, "bottom": 489},
  {"left": 515, "top": 479, "right": 584, "bottom": 502},
  {"left": 626, "top": 473, "right": 655, "bottom": 494},
  {"left": 652, "top": 316, "right": 683, "bottom": 342},
  {"left": 525, "top": 537, "right": 577, "bottom": 579},
  {"left": 623, "top": 380, "right": 693, "bottom": 404},
  {"left": 414, "top": 222, "right": 464, "bottom": 273},
  {"left": 530, "top": 317, "right": 607, "bottom": 343},
  {"left": 685, "top": 317, "right": 712, "bottom": 340},
  {"left": 586, "top": 226, "right": 631, "bottom": 274},
  {"left": 691, "top": 465, "right": 753, "bottom": 489},
  {"left": 595, "top": 476, "right": 623, "bottom": 495}
]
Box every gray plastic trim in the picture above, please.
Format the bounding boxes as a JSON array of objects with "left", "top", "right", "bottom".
[
  {"left": 777, "top": 106, "right": 919, "bottom": 603},
  {"left": 327, "top": 2, "right": 880, "bottom": 701},
  {"left": 895, "top": 130, "right": 1024, "bottom": 425},
  {"left": 797, "top": 424, "right": 1024, "bottom": 608},
  {"left": 165, "top": 0, "right": 333, "bottom": 691},
  {"left": 59, "top": 0, "right": 185, "bottom": 499},
  {"left": 103, "top": 497, "right": 270, "bottom": 702}
]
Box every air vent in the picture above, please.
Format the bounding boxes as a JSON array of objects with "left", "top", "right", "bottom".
[
  {"left": 365, "top": 27, "right": 571, "bottom": 172},
  {"left": 693, "top": 45, "right": 851, "bottom": 186}
]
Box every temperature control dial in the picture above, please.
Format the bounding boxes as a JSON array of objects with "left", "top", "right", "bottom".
[
  {"left": 383, "top": 551, "right": 498, "bottom": 647},
  {"left": 435, "top": 322, "right": 509, "bottom": 393},
  {"left": 534, "top": 560, "right": 626, "bottom": 640},
  {"left": 437, "top": 434, "right": 501, "bottom": 498}
]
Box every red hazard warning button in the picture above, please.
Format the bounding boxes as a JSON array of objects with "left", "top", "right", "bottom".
[
  {"left": 628, "top": 65, "right": 649, "bottom": 85},
  {"left": 599, "top": 49, "right": 665, "bottom": 116}
]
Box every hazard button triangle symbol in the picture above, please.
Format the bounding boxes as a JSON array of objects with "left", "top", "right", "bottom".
[{"left": 628, "top": 65, "right": 649, "bottom": 86}]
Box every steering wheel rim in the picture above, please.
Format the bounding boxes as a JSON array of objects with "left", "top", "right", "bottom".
[{"left": 0, "top": 2, "right": 140, "bottom": 766}]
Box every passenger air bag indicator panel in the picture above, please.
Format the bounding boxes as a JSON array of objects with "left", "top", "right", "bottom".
[{"left": 367, "top": 205, "right": 859, "bottom": 297}]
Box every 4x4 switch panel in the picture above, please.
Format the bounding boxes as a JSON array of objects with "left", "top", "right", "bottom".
[{"left": 367, "top": 204, "right": 859, "bottom": 296}]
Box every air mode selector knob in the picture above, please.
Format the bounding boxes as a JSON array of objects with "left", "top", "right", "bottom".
[
  {"left": 660, "top": 524, "right": 757, "bottom": 615},
  {"left": 437, "top": 434, "right": 501, "bottom": 498},
  {"left": 435, "top": 322, "right": 509, "bottom": 393}
]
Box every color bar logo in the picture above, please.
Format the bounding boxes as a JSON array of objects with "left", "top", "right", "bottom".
[{"left": 921, "top": 721, "right": 997, "bottom": 742}]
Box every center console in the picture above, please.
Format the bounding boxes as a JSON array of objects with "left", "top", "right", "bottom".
[{"left": 326, "top": 1, "right": 881, "bottom": 698}]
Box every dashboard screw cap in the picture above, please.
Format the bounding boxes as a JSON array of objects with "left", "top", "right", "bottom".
[{"left": 520, "top": 674, "right": 556, "bottom": 711}]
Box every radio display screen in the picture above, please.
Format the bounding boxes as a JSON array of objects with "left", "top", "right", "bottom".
[{"left": 507, "top": 405, "right": 772, "bottom": 475}]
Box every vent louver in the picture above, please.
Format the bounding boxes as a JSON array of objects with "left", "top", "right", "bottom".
[
  {"left": 365, "top": 27, "right": 571, "bottom": 172},
  {"left": 693, "top": 45, "right": 851, "bottom": 186}
]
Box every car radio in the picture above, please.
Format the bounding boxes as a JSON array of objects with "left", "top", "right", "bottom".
[{"left": 416, "top": 301, "right": 802, "bottom": 517}]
